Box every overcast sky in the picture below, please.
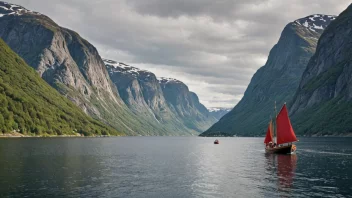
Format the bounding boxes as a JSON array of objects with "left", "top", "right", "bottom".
[{"left": 11, "top": 0, "right": 351, "bottom": 108}]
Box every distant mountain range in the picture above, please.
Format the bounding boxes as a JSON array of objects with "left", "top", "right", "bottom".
[
  {"left": 0, "top": 1, "right": 216, "bottom": 136},
  {"left": 207, "top": 108, "right": 231, "bottom": 120},
  {"left": 104, "top": 59, "right": 217, "bottom": 135},
  {"left": 201, "top": 14, "right": 336, "bottom": 137}
]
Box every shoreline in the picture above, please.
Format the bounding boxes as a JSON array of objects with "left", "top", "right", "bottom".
[
  {"left": 0, "top": 132, "right": 114, "bottom": 138},
  {"left": 200, "top": 133, "right": 352, "bottom": 138},
  {"left": 1, "top": 132, "right": 352, "bottom": 138}
]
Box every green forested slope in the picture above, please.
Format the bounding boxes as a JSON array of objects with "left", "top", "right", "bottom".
[{"left": 0, "top": 39, "right": 122, "bottom": 136}]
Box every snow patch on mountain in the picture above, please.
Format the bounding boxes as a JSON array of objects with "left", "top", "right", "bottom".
[
  {"left": 103, "top": 58, "right": 151, "bottom": 77},
  {"left": 208, "top": 108, "right": 220, "bottom": 112},
  {"left": 0, "top": 1, "right": 41, "bottom": 17},
  {"left": 103, "top": 58, "right": 184, "bottom": 84},
  {"left": 294, "top": 14, "right": 336, "bottom": 32},
  {"left": 207, "top": 107, "right": 231, "bottom": 112},
  {"left": 157, "top": 77, "right": 182, "bottom": 84}
]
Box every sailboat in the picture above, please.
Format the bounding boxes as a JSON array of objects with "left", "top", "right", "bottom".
[{"left": 264, "top": 103, "right": 298, "bottom": 154}]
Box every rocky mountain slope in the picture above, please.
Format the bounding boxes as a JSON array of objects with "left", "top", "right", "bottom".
[
  {"left": 158, "top": 77, "right": 217, "bottom": 132},
  {"left": 290, "top": 4, "right": 352, "bottom": 136},
  {"left": 0, "top": 1, "right": 209, "bottom": 135},
  {"left": 201, "top": 14, "right": 335, "bottom": 137},
  {"left": 0, "top": 38, "right": 120, "bottom": 136},
  {"left": 104, "top": 59, "right": 217, "bottom": 134}
]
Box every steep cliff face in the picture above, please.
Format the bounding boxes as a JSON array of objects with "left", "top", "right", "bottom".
[
  {"left": 290, "top": 5, "right": 352, "bottom": 135},
  {"left": 104, "top": 60, "right": 170, "bottom": 120},
  {"left": 104, "top": 59, "right": 188, "bottom": 135},
  {"left": 0, "top": 4, "right": 114, "bottom": 113},
  {"left": 104, "top": 59, "right": 217, "bottom": 134},
  {"left": 159, "top": 78, "right": 216, "bottom": 132},
  {"left": 0, "top": 1, "right": 184, "bottom": 135},
  {"left": 201, "top": 14, "right": 335, "bottom": 137},
  {"left": 0, "top": 38, "right": 121, "bottom": 136}
]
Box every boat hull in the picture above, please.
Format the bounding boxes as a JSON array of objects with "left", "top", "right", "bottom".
[{"left": 265, "top": 145, "right": 295, "bottom": 154}]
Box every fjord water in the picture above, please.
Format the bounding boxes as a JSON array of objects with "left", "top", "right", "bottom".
[{"left": 0, "top": 137, "right": 351, "bottom": 197}]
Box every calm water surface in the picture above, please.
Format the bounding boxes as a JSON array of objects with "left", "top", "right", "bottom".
[{"left": 0, "top": 137, "right": 351, "bottom": 197}]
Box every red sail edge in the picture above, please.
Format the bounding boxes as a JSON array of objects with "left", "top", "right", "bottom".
[
  {"left": 264, "top": 120, "right": 273, "bottom": 144},
  {"left": 276, "top": 104, "right": 297, "bottom": 145}
]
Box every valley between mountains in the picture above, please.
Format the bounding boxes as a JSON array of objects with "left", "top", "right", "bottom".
[
  {"left": 0, "top": 1, "right": 218, "bottom": 136},
  {"left": 0, "top": 1, "right": 351, "bottom": 137}
]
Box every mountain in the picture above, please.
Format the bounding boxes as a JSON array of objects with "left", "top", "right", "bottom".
[
  {"left": 201, "top": 14, "right": 336, "bottom": 137},
  {"left": 207, "top": 108, "right": 231, "bottom": 120},
  {"left": 0, "top": 1, "right": 139, "bottom": 135},
  {"left": 0, "top": 38, "right": 120, "bottom": 136},
  {"left": 158, "top": 77, "right": 217, "bottom": 132},
  {"left": 0, "top": 1, "right": 214, "bottom": 136},
  {"left": 290, "top": 4, "right": 352, "bottom": 136},
  {"left": 104, "top": 59, "right": 217, "bottom": 134}
]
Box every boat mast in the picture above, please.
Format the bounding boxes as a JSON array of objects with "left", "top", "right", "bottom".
[
  {"left": 274, "top": 101, "right": 277, "bottom": 143},
  {"left": 270, "top": 117, "right": 274, "bottom": 140}
]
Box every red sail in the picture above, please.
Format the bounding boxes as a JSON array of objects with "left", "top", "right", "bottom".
[
  {"left": 264, "top": 120, "right": 273, "bottom": 144},
  {"left": 276, "top": 104, "right": 297, "bottom": 145}
]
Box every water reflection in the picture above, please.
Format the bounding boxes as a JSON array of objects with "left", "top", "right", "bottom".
[
  {"left": 265, "top": 153, "right": 297, "bottom": 197},
  {"left": 0, "top": 138, "right": 105, "bottom": 197},
  {"left": 277, "top": 154, "right": 297, "bottom": 191},
  {"left": 1, "top": 137, "right": 351, "bottom": 197}
]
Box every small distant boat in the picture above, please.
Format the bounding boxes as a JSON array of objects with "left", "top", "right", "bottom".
[
  {"left": 214, "top": 139, "right": 219, "bottom": 144},
  {"left": 264, "top": 103, "right": 298, "bottom": 154}
]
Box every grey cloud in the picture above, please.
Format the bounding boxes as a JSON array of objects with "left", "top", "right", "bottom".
[{"left": 126, "top": 0, "right": 267, "bottom": 20}]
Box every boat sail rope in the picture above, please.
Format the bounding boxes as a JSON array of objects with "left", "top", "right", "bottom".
[{"left": 264, "top": 104, "right": 298, "bottom": 154}]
